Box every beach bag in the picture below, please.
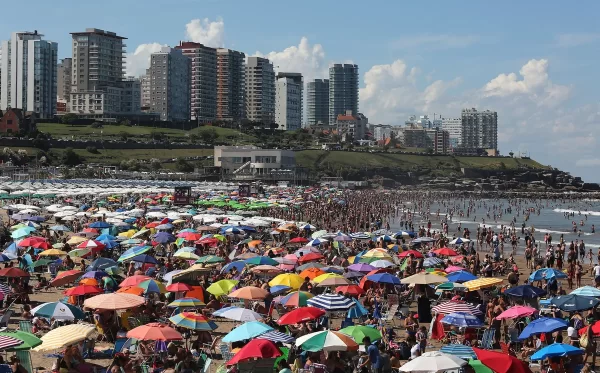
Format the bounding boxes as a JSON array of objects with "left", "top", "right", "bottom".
[{"left": 580, "top": 332, "right": 589, "bottom": 348}]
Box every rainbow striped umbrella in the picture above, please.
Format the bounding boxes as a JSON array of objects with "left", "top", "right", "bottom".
[
  {"left": 169, "top": 312, "right": 218, "bottom": 331},
  {"left": 138, "top": 279, "right": 167, "bottom": 294},
  {"left": 280, "top": 291, "right": 314, "bottom": 307},
  {"left": 168, "top": 297, "right": 205, "bottom": 308}
]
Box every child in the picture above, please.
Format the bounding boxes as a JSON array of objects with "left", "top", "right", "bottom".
[{"left": 416, "top": 326, "right": 428, "bottom": 354}]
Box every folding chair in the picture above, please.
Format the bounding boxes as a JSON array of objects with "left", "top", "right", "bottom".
[
  {"left": 202, "top": 337, "right": 219, "bottom": 358},
  {"left": 219, "top": 343, "right": 234, "bottom": 362},
  {"left": 382, "top": 304, "right": 398, "bottom": 326},
  {"left": 479, "top": 328, "right": 495, "bottom": 350},
  {"left": 15, "top": 351, "right": 32, "bottom": 373},
  {"left": 18, "top": 320, "right": 31, "bottom": 333}
]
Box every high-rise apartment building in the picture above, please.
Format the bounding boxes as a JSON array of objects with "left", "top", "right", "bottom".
[
  {"left": 57, "top": 58, "right": 72, "bottom": 102},
  {"left": 245, "top": 57, "right": 275, "bottom": 124},
  {"left": 120, "top": 77, "right": 141, "bottom": 114},
  {"left": 175, "top": 42, "right": 217, "bottom": 123},
  {"left": 0, "top": 31, "right": 58, "bottom": 119},
  {"left": 440, "top": 117, "right": 462, "bottom": 148},
  {"left": 329, "top": 64, "right": 358, "bottom": 125},
  {"left": 216, "top": 48, "right": 245, "bottom": 121},
  {"left": 275, "top": 72, "right": 303, "bottom": 131},
  {"left": 307, "top": 79, "right": 329, "bottom": 126},
  {"left": 140, "top": 69, "right": 151, "bottom": 109},
  {"left": 461, "top": 108, "right": 498, "bottom": 150},
  {"left": 149, "top": 47, "right": 190, "bottom": 122}
]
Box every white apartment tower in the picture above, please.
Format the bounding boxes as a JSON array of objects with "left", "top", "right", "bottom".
[
  {"left": 245, "top": 57, "right": 275, "bottom": 124},
  {"left": 441, "top": 117, "right": 462, "bottom": 148},
  {"left": 149, "top": 47, "right": 190, "bottom": 122},
  {"left": 1, "top": 31, "right": 58, "bottom": 119},
  {"left": 275, "top": 72, "right": 303, "bottom": 131},
  {"left": 461, "top": 108, "right": 498, "bottom": 150}
]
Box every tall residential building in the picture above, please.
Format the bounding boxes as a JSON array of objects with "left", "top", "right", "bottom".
[
  {"left": 57, "top": 58, "right": 72, "bottom": 102},
  {"left": 120, "top": 77, "right": 141, "bottom": 114},
  {"left": 140, "top": 69, "right": 151, "bottom": 109},
  {"left": 149, "top": 47, "right": 190, "bottom": 122},
  {"left": 329, "top": 64, "right": 358, "bottom": 125},
  {"left": 461, "top": 108, "right": 498, "bottom": 150},
  {"left": 441, "top": 117, "right": 462, "bottom": 148},
  {"left": 175, "top": 41, "right": 217, "bottom": 123},
  {"left": 0, "top": 31, "right": 58, "bottom": 119},
  {"left": 307, "top": 79, "right": 329, "bottom": 126},
  {"left": 245, "top": 57, "right": 275, "bottom": 124},
  {"left": 216, "top": 48, "right": 245, "bottom": 121},
  {"left": 275, "top": 72, "right": 303, "bottom": 131}
]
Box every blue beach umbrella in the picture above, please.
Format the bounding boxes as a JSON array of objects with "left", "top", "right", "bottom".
[
  {"left": 447, "top": 271, "right": 477, "bottom": 283},
  {"left": 439, "top": 345, "right": 477, "bottom": 360},
  {"left": 130, "top": 254, "right": 158, "bottom": 264},
  {"left": 96, "top": 234, "right": 116, "bottom": 241},
  {"left": 441, "top": 312, "right": 484, "bottom": 328},
  {"left": 347, "top": 298, "right": 369, "bottom": 319},
  {"left": 221, "top": 227, "right": 244, "bottom": 235},
  {"left": 221, "top": 261, "right": 246, "bottom": 273},
  {"left": 518, "top": 317, "right": 569, "bottom": 340},
  {"left": 366, "top": 273, "right": 401, "bottom": 285},
  {"left": 550, "top": 294, "right": 600, "bottom": 312},
  {"left": 153, "top": 232, "right": 175, "bottom": 244},
  {"left": 571, "top": 286, "right": 600, "bottom": 297},
  {"left": 529, "top": 268, "right": 568, "bottom": 281},
  {"left": 50, "top": 225, "right": 71, "bottom": 232},
  {"left": 222, "top": 321, "right": 273, "bottom": 343},
  {"left": 307, "top": 238, "right": 328, "bottom": 246},
  {"left": 89, "top": 221, "right": 112, "bottom": 229},
  {"left": 423, "top": 257, "right": 443, "bottom": 267},
  {"left": 88, "top": 258, "right": 118, "bottom": 271},
  {"left": 530, "top": 343, "right": 584, "bottom": 361},
  {"left": 118, "top": 246, "right": 152, "bottom": 262},
  {"left": 504, "top": 285, "right": 547, "bottom": 299}
]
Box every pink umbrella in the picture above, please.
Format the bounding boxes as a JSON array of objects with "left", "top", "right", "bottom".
[
  {"left": 278, "top": 264, "right": 295, "bottom": 271},
  {"left": 495, "top": 305, "right": 537, "bottom": 320},
  {"left": 283, "top": 254, "right": 299, "bottom": 263},
  {"left": 445, "top": 266, "right": 465, "bottom": 273}
]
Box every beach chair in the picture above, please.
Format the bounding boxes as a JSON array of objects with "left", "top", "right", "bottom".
[
  {"left": 18, "top": 320, "right": 32, "bottom": 334},
  {"left": 0, "top": 311, "right": 14, "bottom": 329},
  {"left": 15, "top": 351, "right": 32, "bottom": 373},
  {"left": 113, "top": 338, "right": 127, "bottom": 357},
  {"left": 311, "top": 363, "right": 328, "bottom": 373},
  {"left": 382, "top": 304, "right": 398, "bottom": 326},
  {"left": 480, "top": 328, "right": 495, "bottom": 350},
  {"left": 219, "top": 343, "right": 234, "bottom": 362},
  {"left": 202, "top": 337, "right": 219, "bottom": 358}
]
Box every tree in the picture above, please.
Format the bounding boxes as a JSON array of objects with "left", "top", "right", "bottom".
[
  {"left": 32, "top": 135, "right": 50, "bottom": 152},
  {"left": 269, "top": 123, "right": 279, "bottom": 133},
  {"left": 198, "top": 128, "right": 217, "bottom": 145},
  {"left": 175, "top": 158, "right": 194, "bottom": 172},
  {"left": 118, "top": 131, "right": 129, "bottom": 142},
  {"left": 61, "top": 113, "right": 78, "bottom": 126},
  {"left": 86, "top": 146, "right": 99, "bottom": 154},
  {"left": 62, "top": 148, "right": 82, "bottom": 166},
  {"left": 150, "top": 158, "right": 162, "bottom": 170},
  {"left": 189, "top": 134, "right": 199, "bottom": 143},
  {"left": 425, "top": 148, "right": 434, "bottom": 154},
  {"left": 120, "top": 119, "right": 132, "bottom": 126}
]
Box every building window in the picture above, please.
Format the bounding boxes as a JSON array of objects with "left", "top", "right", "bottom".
[{"left": 6, "top": 120, "right": 12, "bottom": 125}]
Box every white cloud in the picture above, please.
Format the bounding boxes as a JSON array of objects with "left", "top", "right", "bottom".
[
  {"left": 253, "top": 37, "right": 327, "bottom": 83},
  {"left": 556, "top": 33, "right": 600, "bottom": 47},
  {"left": 483, "top": 59, "right": 571, "bottom": 107},
  {"left": 125, "top": 42, "right": 165, "bottom": 77},
  {"left": 185, "top": 17, "right": 225, "bottom": 47},
  {"left": 391, "top": 34, "right": 479, "bottom": 49}
]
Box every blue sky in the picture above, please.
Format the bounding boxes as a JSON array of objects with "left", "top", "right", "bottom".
[{"left": 3, "top": 0, "right": 600, "bottom": 181}]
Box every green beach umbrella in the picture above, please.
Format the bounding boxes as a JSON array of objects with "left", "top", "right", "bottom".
[
  {"left": 30, "top": 259, "right": 54, "bottom": 269},
  {"left": 468, "top": 360, "right": 493, "bottom": 373},
  {"left": 195, "top": 255, "right": 225, "bottom": 265},
  {"left": 339, "top": 325, "right": 382, "bottom": 343}
]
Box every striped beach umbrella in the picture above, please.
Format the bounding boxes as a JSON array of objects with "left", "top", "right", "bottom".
[
  {"left": 195, "top": 255, "right": 225, "bottom": 265},
  {"left": 257, "top": 331, "right": 295, "bottom": 343},
  {"left": 432, "top": 301, "right": 483, "bottom": 315},
  {"left": 279, "top": 291, "right": 314, "bottom": 307},
  {"left": 33, "top": 324, "right": 96, "bottom": 352},
  {"left": 138, "top": 279, "right": 167, "bottom": 294},
  {"left": 307, "top": 294, "right": 355, "bottom": 311},
  {"left": 295, "top": 330, "right": 358, "bottom": 352},
  {"left": 168, "top": 297, "right": 205, "bottom": 308},
  {"left": 169, "top": 312, "right": 218, "bottom": 331},
  {"left": 31, "top": 301, "right": 85, "bottom": 321},
  {"left": 0, "top": 335, "right": 23, "bottom": 351},
  {"left": 439, "top": 345, "right": 477, "bottom": 360},
  {"left": 117, "top": 246, "right": 152, "bottom": 262},
  {"left": 0, "top": 330, "right": 41, "bottom": 350}
]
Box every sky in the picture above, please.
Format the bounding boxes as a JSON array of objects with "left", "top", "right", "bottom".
[{"left": 3, "top": 0, "right": 600, "bottom": 182}]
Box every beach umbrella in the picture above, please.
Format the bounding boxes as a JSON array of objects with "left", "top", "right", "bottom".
[
  {"left": 343, "top": 271, "right": 365, "bottom": 280},
  {"left": 129, "top": 254, "right": 157, "bottom": 264},
  {"left": 96, "top": 234, "right": 116, "bottom": 241},
  {"left": 68, "top": 249, "right": 91, "bottom": 258},
  {"left": 81, "top": 270, "right": 109, "bottom": 280},
  {"left": 221, "top": 261, "right": 246, "bottom": 274},
  {"left": 84, "top": 293, "right": 145, "bottom": 310},
  {"left": 449, "top": 238, "right": 470, "bottom": 245},
  {"left": 369, "top": 260, "right": 395, "bottom": 268},
  {"left": 222, "top": 227, "right": 244, "bottom": 235},
  {"left": 550, "top": 294, "right": 600, "bottom": 311},
  {"left": 50, "top": 225, "right": 71, "bottom": 232},
  {"left": 64, "top": 285, "right": 103, "bottom": 296},
  {"left": 504, "top": 285, "right": 547, "bottom": 298},
  {"left": 468, "top": 360, "right": 493, "bottom": 373},
  {"left": 298, "top": 268, "right": 325, "bottom": 280},
  {"left": 277, "top": 307, "right": 326, "bottom": 325},
  {"left": 11, "top": 228, "right": 36, "bottom": 239},
  {"left": 462, "top": 277, "right": 503, "bottom": 291},
  {"left": 530, "top": 343, "right": 584, "bottom": 361},
  {"left": 173, "top": 251, "right": 200, "bottom": 260},
  {"left": 339, "top": 325, "right": 382, "bottom": 343},
  {"left": 153, "top": 232, "right": 176, "bottom": 244},
  {"left": 128, "top": 323, "right": 183, "bottom": 341},
  {"left": 529, "top": 268, "right": 568, "bottom": 281},
  {"left": 400, "top": 272, "right": 447, "bottom": 285},
  {"left": 298, "top": 252, "right": 325, "bottom": 264},
  {"left": 495, "top": 305, "right": 538, "bottom": 320},
  {"left": 441, "top": 312, "right": 484, "bottom": 327},
  {"left": 213, "top": 306, "right": 263, "bottom": 322},
  {"left": 0, "top": 268, "right": 29, "bottom": 278},
  {"left": 222, "top": 321, "right": 273, "bottom": 343},
  {"left": 89, "top": 221, "right": 111, "bottom": 229},
  {"left": 347, "top": 299, "right": 369, "bottom": 319},
  {"left": 399, "top": 351, "right": 466, "bottom": 372},
  {"left": 66, "top": 236, "right": 87, "bottom": 245},
  {"left": 38, "top": 249, "right": 67, "bottom": 257},
  {"left": 166, "top": 283, "right": 193, "bottom": 292},
  {"left": 433, "top": 247, "right": 459, "bottom": 256},
  {"left": 168, "top": 297, "right": 205, "bottom": 308},
  {"left": 0, "top": 335, "right": 23, "bottom": 351},
  {"left": 423, "top": 257, "right": 443, "bottom": 267},
  {"left": 50, "top": 269, "right": 84, "bottom": 287},
  {"left": 295, "top": 330, "right": 358, "bottom": 352},
  {"left": 435, "top": 282, "right": 468, "bottom": 292},
  {"left": 32, "top": 324, "right": 96, "bottom": 352},
  {"left": 31, "top": 301, "right": 85, "bottom": 321},
  {"left": 30, "top": 259, "right": 55, "bottom": 270},
  {"left": 117, "top": 246, "right": 152, "bottom": 262},
  {"left": 313, "top": 273, "right": 344, "bottom": 284},
  {"left": 366, "top": 273, "right": 401, "bottom": 285},
  {"left": 335, "top": 285, "right": 365, "bottom": 297},
  {"left": 280, "top": 291, "right": 314, "bottom": 307},
  {"left": 257, "top": 331, "right": 295, "bottom": 344},
  {"left": 444, "top": 266, "right": 465, "bottom": 273},
  {"left": 307, "top": 238, "right": 327, "bottom": 246},
  {"left": 472, "top": 348, "right": 532, "bottom": 373},
  {"left": 518, "top": 317, "right": 569, "bottom": 340},
  {"left": 244, "top": 256, "right": 278, "bottom": 266},
  {"left": 439, "top": 345, "right": 477, "bottom": 360},
  {"left": 317, "top": 277, "right": 351, "bottom": 287},
  {"left": 88, "top": 257, "right": 117, "bottom": 271},
  {"left": 17, "top": 237, "right": 45, "bottom": 247},
  {"left": 311, "top": 230, "right": 327, "bottom": 239},
  {"left": 117, "top": 286, "right": 144, "bottom": 296},
  {"left": 432, "top": 301, "right": 483, "bottom": 315},
  {"left": 229, "top": 286, "right": 269, "bottom": 300},
  {"left": 195, "top": 255, "right": 225, "bottom": 265},
  {"left": 347, "top": 263, "right": 377, "bottom": 273},
  {"left": 76, "top": 240, "right": 105, "bottom": 250},
  {"left": 169, "top": 312, "right": 218, "bottom": 331},
  {"left": 119, "top": 275, "right": 150, "bottom": 287},
  {"left": 138, "top": 279, "right": 167, "bottom": 294},
  {"left": 398, "top": 250, "right": 424, "bottom": 258},
  {"left": 269, "top": 273, "right": 304, "bottom": 290},
  {"left": 206, "top": 279, "right": 239, "bottom": 296},
  {"left": 446, "top": 271, "right": 477, "bottom": 283},
  {"left": 571, "top": 286, "right": 600, "bottom": 297},
  {"left": 226, "top": 339, "right": 282, "bottom": 365},
  {"left": 0, "top": 330, "right": 41, "bottom": 351},
  {"left": 307, "top": 293, "right": 355, "bottom": 311}
]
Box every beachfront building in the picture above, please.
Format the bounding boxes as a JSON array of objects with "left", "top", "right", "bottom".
[
  {"left": 441, "top": 117, "right": 462, "bottom": 149},
  {"left": 175, "top": 41, "right": 217, "bottom": 123},
  {"left": 329, "top": 64, "right": 359, "bottom": 125},
  {"left": 335, "top": 110, "right": 368, "bottom": 141},
  {"left": 149, "top": 47, "right": 190, "bottom": 122},
  {"left": 57, "top": 58, "right": 72, "bottom": 102},
  {"left": 307, "top": 78, "right": 329, "bottom": 126},
  {"left": 216, "top": 48, "right": 245, "bottom": 122},
  {"left": 372, "top": 124, "right": 394, "bottom": 141},
  {"left": 245, "top": 57, "right": 275, "bottom": 124},
  {"left": 140, "top": 70, "right": 151, "bottom": 109},
  {"left": 461, "top": 108, "right": 498, "bottom": 150},
  {"left": 0, "top": 31, "right": 58, "bottom": 119},
  {"left": 214, "top": 145, "right": 297, "bottom": 181},
  {"left": 275, "top": 72, "right": 303, "bottom": 131}
]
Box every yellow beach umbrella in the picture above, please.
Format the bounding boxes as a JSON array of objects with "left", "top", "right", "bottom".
[
  {"left": 269, "top": 273, "right": 304, "bottom": 289},
  {"left": 313, "top": 273, "right": 344, "bottom": 284},
  {"left": 118, "top": 230, "right": 137, "bottom": 238},
  {"left": 132, "top": 228, "right": 150, "bottom": 238},
  {"left": 400, "top": 272, "right": 448, "bottom": 285},
  {"left": 66, "top": 236, "right": 87, "bottom": 245},
  {"left": 33, "top": 324, "right": 96, "bottom": 352},
  {"left": 39, "top": 249, "right": 68, "bottom": 257},
  {"left": 462, "top": 277, "right": 503, "bottom": 291},
  {"left": 206, "top": 279, "right": 239, "bottom": 296},
  {"left": 173, "top": 251, "right": 200, "bottom": 260}
]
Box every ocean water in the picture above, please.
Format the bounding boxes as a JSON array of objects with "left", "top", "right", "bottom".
[{"left": 392, "top": 198, "right": 600, "bottom": 249}]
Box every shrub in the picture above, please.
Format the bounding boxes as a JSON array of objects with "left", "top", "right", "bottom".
[{"left": 86, "top": 146, "right": 99, "bottom": 154}]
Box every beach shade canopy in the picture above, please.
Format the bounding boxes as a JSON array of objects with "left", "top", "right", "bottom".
[
  {"left": 495, "top": 305, "right": 538, "bottom": 320},
  {"left": 571, "top": 286, "right": 600, "bottom": 297},
  {"left": 366, "top": 273, "right": 401, "bottom": 285},
  {"left": 339, "top": 325, "right": 382, "bottom": 343},
  {"left": 168, "top": 297, "right": 205, "bottom": 308},
  {"left": 206, "top": 279, "right": 238, "bottom": 296},
  {"left": 31, "top": 301, "right": 85, "bottom": 321},
  {"left": 50, "top": 270, "right": 84, "bottom": 287},
  {"left": 462, "top": 277, "right": 503, "bottom": 291},
  {"left": 127, "top": 323, "right": 183, "bottom": 341},
  {"left": 446, "top": 271, "right": 478, "bottom": 283},
  {"left": 472, "top": 347, "right": 533, "bottom": 373},
  {"left": 550, "top": 294, "right": 600, "bottom": 311},
  {"left": 295, "top": 330, "right": 359, "bottom": 352},
  {"left": 84, "top": 293, "right": 145, "bottom": 310},
  {"left": 169, "top": 312, "right": 218, "bottom": 331},
  {"left": 0, "top": 330, "right": 42, "bottom": 351},
  {"left": 229, "top": 286, "right": 269, "bottom": 300},
  {"left": 518, "top": 317, "right": 569, "bottom": 340},
  {"left": 213, "top": 306, "right": 263, "bottom": 322},
  {"left": 530, "top": 343, "right": 584, "bottom": 361},
  {"left": 257, "top": 331, "right": 296, "bottom": 344},
  {"left": 400, "top": 272, "right": 447, "bottom": 285},
  {"left": 399, "top": 351, "right": 466, "bottom": 372},
  {"left": 33, "top": 323, "right": 96, "bottom": 352},
  {"left": 504, "top": 285, "right": 547, "bottom": 299},
  {"left": 269, "top": 273, "right": 304, "bottom": 289},
  {"left": 280, "top": 291, "right": 314, "bottom": 307},
  {"left": 119, "top": 275, "right": 151, "bottom": 288},
  {"left": 166, "top": 283, "right": 194, "bottom": 292},
  {"left": 64, "top": 285, "right": 103, "bottom": 296},
  {"left": 226, "top": 339, "right": 282, "bottom": 365},
  {"left": 441, "top": 312, "right": 484, "bottom": 328},
  {"left": 336, "top": 285, "right": 365, "bottom": 297},
  {"left": 439, "top": 344, "right": 477, "bottom": 360},
  {"left": 277, "top": 307, "right": 326, "bottom": 325},
  {"left": 222, "top": 321, "right": 273, "bottom": 343},
  {"left": 432, "top": 301, "right": 483, "bottom": 315},
  {"left": 529, "top": 268, "right": 568, "bottom": 281},
  {"left": 307, "top": 294, "right": 355, "bottom": 311},
  {"left": 0, "top": 268, "right": 29, "bottom": 278}
]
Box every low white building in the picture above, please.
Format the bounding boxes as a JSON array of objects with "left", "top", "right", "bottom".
[{"left": 214, "top": 146, "right": 296, "bottom": 180}]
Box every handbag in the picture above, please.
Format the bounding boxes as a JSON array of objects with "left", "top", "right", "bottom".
[{"left": 580, "top": 332, "right": 589, "bottom": 348}]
